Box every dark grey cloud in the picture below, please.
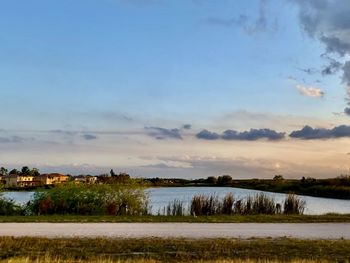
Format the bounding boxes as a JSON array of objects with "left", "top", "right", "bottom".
[
  {"left": 290, "top": 0, "right": 350, "bottom": 111},
  {"left": 344, "top": 108, "right": 350, "bottom": 116},
  {"left": 289, "top": 125, "right": 350, "bottom": 139},
  {"left": 82, "top": 134, "right": 98, "bottom": 140},
  {"left": 182, "top": 124, "right": 192, "bottom": 130},
  {"left": 222, "top": 128, "right": 285, "bottom": 141},
  {"left": 0, "top": 136, "right": 25, "bottom": 143},
  {"left": 321, "top": 57, "right": 342, "bottom": 76},
  {"left": 145, "top": 127, "right": 182, "bottom": 140},
  {"left": 196, "top": 128, "right": 285, "bottom": 141},
  {"left": 196, "top": 129, "right": 220, "bottom": 140}
]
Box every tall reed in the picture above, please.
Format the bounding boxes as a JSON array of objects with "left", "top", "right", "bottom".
[
  {"left": 185, "top": 192, "right": 306, "bottom": 216},
  {"left": 283, "top": 194, "right": 306, "bottom": 215}
]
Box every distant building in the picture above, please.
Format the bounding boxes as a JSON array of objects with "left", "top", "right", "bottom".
[
  {"left": 38, "top": 173, "right": 69, "bottom": 185},
  {"left": 0, "top": 175, "right": 4, "bottom": 185},
  {"left": 73, "top": 175, "right": 97, "bottom": 184},
  {"left": 4, "top": 174, "right": 41, "bottom": 188}
]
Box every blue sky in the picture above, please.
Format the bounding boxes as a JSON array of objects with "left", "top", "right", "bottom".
[{"left": 1, "top": 0, "right": 350, "bottom": 178}]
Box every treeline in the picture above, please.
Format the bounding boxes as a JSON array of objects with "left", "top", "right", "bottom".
[
  {"left": 143, "top": 175, "right": 350, "bottom": 200},
  {"left": 232, "top": 175, "right": 350, "bottom": 200}
]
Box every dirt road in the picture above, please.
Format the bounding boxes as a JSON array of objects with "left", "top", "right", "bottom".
[{"left": 0, "top": 223, "right": 349, "bottom": 239}]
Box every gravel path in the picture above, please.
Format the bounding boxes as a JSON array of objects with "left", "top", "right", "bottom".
[{"left": 0, "top": 223, "right": 349, "bottom": 239}]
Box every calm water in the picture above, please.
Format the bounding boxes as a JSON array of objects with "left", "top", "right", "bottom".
[{"left": 3, "top": 187, "right": 350, "bottom": 215}]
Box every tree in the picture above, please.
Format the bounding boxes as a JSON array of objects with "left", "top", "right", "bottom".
[
  {"left": 21, "top": 166, "right": 30, "bottom": 175},
  {"left": 110, "top": 169, "right": 116, "bottom": 177},
  {"left": 9, "top": 169, "right": 19, "bottom": 175},
  {"left": 206, "top": 176, "right": 217, "bottom": 185},
  {"left": 217, "top": 175, "right": 232, "bottom": 185},
  {"left": 30, "top": 168, "right": 40, "bottom": 177},
  {"left": 273, "top": 175, "right": 284, "bottom": 181},
  {"left": 0, "top": 167, "right": 8, "bottom": 176}
]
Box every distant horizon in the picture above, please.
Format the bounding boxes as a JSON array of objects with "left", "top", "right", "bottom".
[
  {"left": 1, "top": 0, "right": 350, "bottom": 179},
  {"left": 1, "top": 165, "right": 348, "bottom": 180}
]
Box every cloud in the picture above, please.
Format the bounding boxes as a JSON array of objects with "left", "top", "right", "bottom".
[
  {"left": 298, "top": 68, "right": 318, "bottom": 75},
  {"left": 289, "top": 125, "right": 350, "bottom": 139},
  {"left": 221, "top": 128, "right": 285, "bottom": 141},
  {"left": 289, "top": 0, "right": 350, "bottom": 109},
  {"left": 145, "top": 127, "right": 182, "bottom": 140},
  {"left": 204, "top": 0, "right": 278, "bottom": 35},
  {"left": 50, "top": 130, "right": 77, "bottom": 136},
  {"left": 196, "top": 129, "right": 220, "bottom": 140},
  {"left": 321, "top": 55, "right": 342, "bottom": 75},
  {"left": 196, "top": 128, "right": 285, "bottom": 141},
  {"left": 344, "top": 108, "right": 350, "bottom": 116},
  {"left": 0, "top": 136, "right": 26, "bottom": 143},
  {"left": 82, "top": 134, "right": 98, "bottom": 140},
  {"left": 205, "top": 15, "right": 248, "bottom": 28},
  {"left": 182, "top": 124, "right": 192, "bottom": 130},
  {"left": 296, "top": 85, "right": 324, "bottom": 98}
]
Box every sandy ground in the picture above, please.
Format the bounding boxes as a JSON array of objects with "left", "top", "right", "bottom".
[{"left": 0, "top": 223, "right": 349, "bottom": 239}]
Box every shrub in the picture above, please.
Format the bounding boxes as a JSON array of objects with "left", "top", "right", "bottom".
[
  {"left": 166, "top": 199, "right": 185, "bottom": 216},
  {"left": 185, "top": 192, "right": 306, "bottom": 216},
  {"left": 0, "top": 196, "right": 23, "bottom": 215},
  {"left": 28, "top": 183, "right": 149, "bottom": 216},
  {"left": 283, "top": 194, "right": 306, "bottom": 215},
  {"left": 221, "top": 193, "right": 234, "bottom": 215}
]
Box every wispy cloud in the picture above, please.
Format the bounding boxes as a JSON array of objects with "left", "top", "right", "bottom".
[
  {"left": 296, "top": 85, "right": 324, "bottom": 98},
  {"left": 145, "top": 127, "right": 182, "bottom": 140},
  {"left": 204, "top": 0, "right": 278, "bottom": 36},
  {"left": 82, "top": 134, "right": 98, "bottom": 140}
]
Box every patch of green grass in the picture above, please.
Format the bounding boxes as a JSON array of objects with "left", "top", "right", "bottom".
[
  {"left": 0, "top": 237, "right": 349, "bottom": 262},
  {"left": 0, "top": 214, "right": 350, "bottom": 223}
]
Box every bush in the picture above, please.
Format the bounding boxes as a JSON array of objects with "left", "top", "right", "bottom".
[
  {"left": 27, "top": 183, "right": 149, "bottom": 216},
  {"left": 283, "top": 194, "right": 306, "bottom": 215},
  {"left": 165, "top": 199, "right": 185, "bottom": 216},
  {"left": 185, "top": 192, "right": 306, "bottom": 216},
  {"left": 0, "top": 196, "right": 23, "bottom": 215}
]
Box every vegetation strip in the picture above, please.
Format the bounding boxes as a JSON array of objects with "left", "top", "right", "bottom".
[
  {"left": 1, "top": 214, "right": 350, "bottom": 223},
  {"left": 0, "top": 237, "right": 349, "bottom": 262}
]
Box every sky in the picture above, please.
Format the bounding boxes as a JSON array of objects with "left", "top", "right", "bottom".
[{"left": 1, "top": 0, "right": 350, "bottom": 178}]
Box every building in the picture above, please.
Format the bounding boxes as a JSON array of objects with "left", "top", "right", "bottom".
[
  {"left": 73, "top": 175, "right": 97, "bottom": 184},
  {"left": 4, "top": 174, "right": 41, "bottom": 188},
  {"left": 38, "top": 173, "right": 69, "bottom": 185}
]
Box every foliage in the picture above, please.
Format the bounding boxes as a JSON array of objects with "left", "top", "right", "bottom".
[
  {"left": 189, "top": 193, "right": 304, "bottom": 216},
  {"left": 283, "top": 194, "right": 306, "bottom": 215},
  {"left": 27, "top": 183, "right": 149, "bottom": 216},
  {"left": 1, "top": 237, "right": 349, "bottom": 262},
  {"left": 164, "top": 199, "right": 185, "bottom": 216},
  {"left": 0, "top": 188, "right": 23, "bottom": 215}
]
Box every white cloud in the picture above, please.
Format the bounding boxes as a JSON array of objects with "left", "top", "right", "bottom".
[{"left": 296, "top": 85, "right": 324, "bottom": 98}]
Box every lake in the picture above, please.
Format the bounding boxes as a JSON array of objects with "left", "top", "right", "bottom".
[{"left": 3, "top": 187, "right": 350, "bottom": 215}]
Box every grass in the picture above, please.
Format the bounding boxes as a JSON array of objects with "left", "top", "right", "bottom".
[
  {"left": 0, "top": 258, "right": 335, "bottom": 263},
  {"left": 0, "top": 214, "right": 350, "bottom": 223},
  {"left": 0, "top": 237, "right": 349, "bottom": 262}
]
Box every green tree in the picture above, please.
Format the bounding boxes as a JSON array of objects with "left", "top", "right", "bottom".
[
  {"left": 217, "top": 175, "right": 232, "bottom": 185},
  {"left": 30, "top": 168, "right": 40, "bottom": 177},
  {"left": 273, "top": 175, "right": 284, "bottom": 181},
  {"left": 21, "top": 166, "right": 30, "bottom": 175},
  {"left": 9, "top": 169, "right": 19, "bottom": 175},
  {"left": 206, "top": 176, "right": 217, "bottom": 185},
  {"left": 0, "top": 167, "right": 7, "bottom": 176}
]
